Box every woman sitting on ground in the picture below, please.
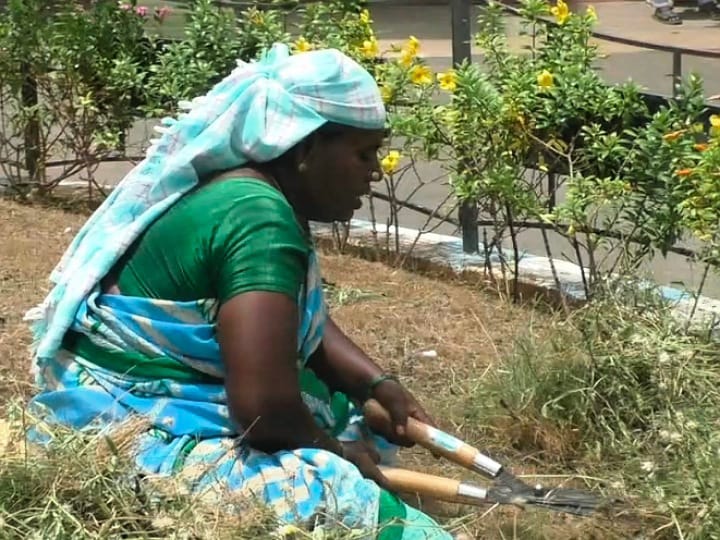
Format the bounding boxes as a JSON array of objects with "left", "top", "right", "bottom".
[{"left": 26, "top": 43, "right": 457, "bottom": 539}]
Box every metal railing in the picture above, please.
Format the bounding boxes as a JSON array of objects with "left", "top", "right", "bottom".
[{"left": 446, "top": 0, "right": 720, "bottom": 254}]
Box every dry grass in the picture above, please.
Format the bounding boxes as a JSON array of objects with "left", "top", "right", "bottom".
[
  {"left": 320, "top": 251, "right": 537, "bottom": 421},
  {"left": 0, "top": 198, "right": 89, "bottom": 399},
  {"left": 0, "top": 406, "right": 279, "bottom": 539},
  {"left": 0, "top": 197, "right": 647, "bottom": 539},
  {"left": 320, "top": 254, "right": 639, "bottom": 539}
]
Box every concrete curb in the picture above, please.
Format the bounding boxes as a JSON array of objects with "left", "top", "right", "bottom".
[{"left": 311, "top": 219, "right": 720, "bottom": 330}]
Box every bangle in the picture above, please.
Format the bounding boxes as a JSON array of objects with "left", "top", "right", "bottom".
[{"left": 365, "top": 373, "right": 400, "bottom": 401}]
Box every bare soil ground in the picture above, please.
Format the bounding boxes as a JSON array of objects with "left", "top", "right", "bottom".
[{"left": 0, "top": 198, "right": 631, "bottom": 539}]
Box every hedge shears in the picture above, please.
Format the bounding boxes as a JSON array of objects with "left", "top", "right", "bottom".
[{"left": 363, "top": 399, "right": 609, "bottom": 516}]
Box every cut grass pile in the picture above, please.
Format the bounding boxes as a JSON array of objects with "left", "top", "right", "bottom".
[
  {"left": 0, "top": 405, "right": 279, "bottom": 539},
  {"left": 2, "top": 197, "right": 720, "bottom": 538}
]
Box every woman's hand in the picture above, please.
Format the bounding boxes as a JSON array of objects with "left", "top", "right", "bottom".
[
  {"left": 369, "top": 378, "right": 436, "bottom": 447},
  {"left": 341, "top": 440, "right": 390, "bottom": 490},
  {"left": 306, "top": 318, "right": 435, "bottom": 448}
]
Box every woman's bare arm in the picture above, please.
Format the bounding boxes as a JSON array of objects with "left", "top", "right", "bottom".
[
  {"left": 309, "top": 316, "right": 436, "bottom": 445},
  {"left": 217, "top": 291, "right": 343, "bottom": 455},
  {"left": 308, "top": 317, "right": 384, "bottom": 402}
]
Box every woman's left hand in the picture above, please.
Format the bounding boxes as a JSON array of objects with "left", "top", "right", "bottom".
[{"left": 368, "top": 378, "right": 436, "bottom": 447}]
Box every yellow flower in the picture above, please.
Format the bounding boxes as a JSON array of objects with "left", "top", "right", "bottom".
[
  {"left": 436, "top": 70, "right": 457, "bottom": 92},
  {"left": 360, "top": 8, "right": 371, "bottom": 24},
  {"left": 399, "top": 48, "right": 415, "bottom": 67},
  {"left": 586, "top": 5, "right": 597, "bottom": 21},
  {"left": 276, "top": 524, "right": 304, "bottom": 537},
  {"left": 550, "top": 0, "right": 570, "bottom": 24},
  {"left": 711, "top": 114, "right": 720, "bottom": 128},
  {"left": 406, "top": 35, "right": 420, "bottom": 54},
  {"left": 381, "top": 150, "right": 401, "bottom": 175},
  {"left": 537, "top": 69, "right": 554, "bottom": 88},
  {"left": 398, "top": 36, "right": 420, "bottom": 67},
  {"left": 410, "top": 65, "right": 432, "bottom": 86},
  {"left": 662, "top": 130, "right": 685, "bottom": 142},
  {"left": 359, "top": 37, "right": 379, "bottom": 59},
  {"left": 694, "top": 143, "right": 709, "bottom": 152},
  {"left": 380, "top": 85, "right": 393, "bottom": 103},
  {"left": 293, "top": 37, "right": 312, "bottom": 54}
]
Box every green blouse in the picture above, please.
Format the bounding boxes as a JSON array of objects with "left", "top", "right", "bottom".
[{"left": 116, "top": 178, "right": 311, "bottom": 304}]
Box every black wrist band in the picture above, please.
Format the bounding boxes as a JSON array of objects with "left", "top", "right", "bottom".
[{"left": 365, "top": 373, "right": 399, "bottom": 401}]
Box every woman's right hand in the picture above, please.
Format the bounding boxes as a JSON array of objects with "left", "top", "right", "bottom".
[{"left": 341, "top": 440, "right": 390, "bottom": 490}]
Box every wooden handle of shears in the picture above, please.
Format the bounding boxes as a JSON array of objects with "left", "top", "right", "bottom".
[
  {"left": 379, "top": 466, "right": 488, "bottom": 505},
  {"left": 363, "top": 399, "right": 503, "bottom": 478},
  {"left": 379, "top": 466, "right": 462, "bottom": 500}
]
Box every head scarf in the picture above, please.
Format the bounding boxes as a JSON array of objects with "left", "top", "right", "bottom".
[{"left": 30, "top": 43, "right": 386, "bottom": 360}]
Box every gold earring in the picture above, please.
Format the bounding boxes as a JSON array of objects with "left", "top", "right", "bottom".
[{"left": 298, "top": 162, "right": 308, "bottom": 173}]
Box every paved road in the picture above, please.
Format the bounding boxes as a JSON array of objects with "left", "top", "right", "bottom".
[{"left": 54, "top": 1, "right": 720, "bottom": 297}]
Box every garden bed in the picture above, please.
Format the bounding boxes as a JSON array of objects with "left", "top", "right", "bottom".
[
  {"left": 5, "top": 197, "right": 717, "bottom": 539},
  {"left": 3, "top": 0, "right": 720, "bottom": 535}
]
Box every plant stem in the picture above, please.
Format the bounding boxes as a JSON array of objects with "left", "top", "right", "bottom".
[
  {"left": 573, "top": 234, "right": 590, "bottom": 300},
  {"left": 686, "top": 262, "right": 711, "bottom": 332},
  {"left": 541, "top": 225, "right": 570, "bottom": 315},
  {"left": 506, "top": 203, "right": 520, "bottom": 303}
]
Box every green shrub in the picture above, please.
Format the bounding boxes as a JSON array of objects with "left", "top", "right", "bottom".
[
  {"left": 145, "top": 0, "right": 261, "bottom": 114},
  {"left": 376, "top": 0, "right": 719, "bottom": 295},
  {"left": 478, "top": 282, "right": 720, "bottom": 538},
  {"left": 0, "top": 0, "right": 364, "bottom": 196}
]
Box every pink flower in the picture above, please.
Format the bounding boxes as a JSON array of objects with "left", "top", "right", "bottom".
[
  {"left": 154, "top": 6, "right": 172, "bottom": 23},
  {"left": 118, "top": 3, "right": 132, "bottom": 11},
  {"left": 135, "top": 5, "right": 149, "bottom": 17}
]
